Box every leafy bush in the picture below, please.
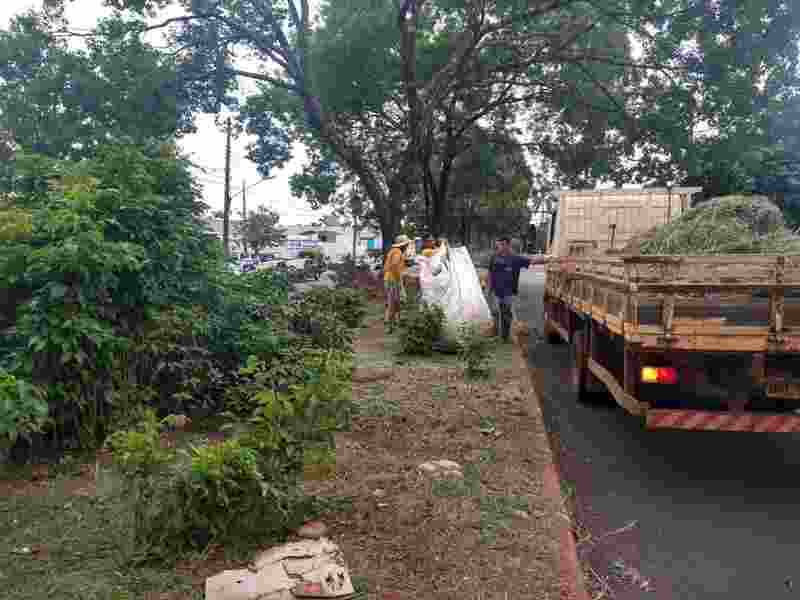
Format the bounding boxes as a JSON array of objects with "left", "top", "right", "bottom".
[
  {"left": 298, "top": 287, "right": 368, "bottom": 329},
  {"left": 106, "top": 410, "right": 295, "bottom": 557},
  {"left": 287, "top": 288, "right": 366, "bottom": 351},
  {"left": 107, "top": 350, "right": 351, "bottom": 558},
  {"left": 223, "top": 343, "right": 309, "bottom": 419},
  {"left": 0, "top": 145, "right": 293, "bottom": 457},
  {"left": 176, "top": 439, "right": 286, "bottom": 549},
  {"left": 458, "top": 323, "right": 495, "bottom": 379},
  {"left": 397, "top": 303, "right": 445, "bottom": 355},
  {"left": 0, "top": 371, "right": 48, "bottom": 449},
  {"left": 236, "top": 350, "right": 353, "bottom": 459},
  {"left": 105, "top": 409, "right": 173, "bottom": 478}
]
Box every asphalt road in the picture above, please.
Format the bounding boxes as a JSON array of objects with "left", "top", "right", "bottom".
[{"left": 515, "top": 268, "right": 800, "bottom": 600}]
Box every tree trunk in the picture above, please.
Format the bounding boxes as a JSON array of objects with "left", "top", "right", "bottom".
[
  {"left": 431, "top": 162, "right": 452, "bottom": 237},
  {"left": 380, "top": 213, "right": 400, "bottom": 255}
]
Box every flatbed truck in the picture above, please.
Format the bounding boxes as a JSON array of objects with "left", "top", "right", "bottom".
[{"left": 543, "top": 188, "right": 800, "bottom": 432}]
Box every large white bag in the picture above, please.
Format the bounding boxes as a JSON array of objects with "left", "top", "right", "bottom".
[{"left": 418, "top": 246, "right": 491, "bottom": 345}]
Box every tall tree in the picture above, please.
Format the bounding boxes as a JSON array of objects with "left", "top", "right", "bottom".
[{"left": 236, "top": 206, "right": 284, "bottom": 255}]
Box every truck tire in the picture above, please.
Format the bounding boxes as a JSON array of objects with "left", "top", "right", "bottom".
[{"left": 570, "top": 331, "right": 606, "bottom": 405}]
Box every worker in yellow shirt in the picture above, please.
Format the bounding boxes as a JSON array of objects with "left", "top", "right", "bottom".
[{"left": 383, "top": 235, "right": 412, "bottom": 332}]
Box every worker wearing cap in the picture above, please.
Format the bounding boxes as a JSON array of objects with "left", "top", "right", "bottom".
[{"left": 383, "top": 234, "right": 411, "bottom": 332}]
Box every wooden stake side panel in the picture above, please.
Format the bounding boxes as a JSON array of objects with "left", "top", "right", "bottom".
[{"left": 545, "top": 255, "right": 800, "bottom": 353}]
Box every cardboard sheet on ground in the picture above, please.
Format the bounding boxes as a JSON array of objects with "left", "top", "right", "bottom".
[
  {"left": 418, "top": 246, "right": 491, "bottom": 345},
  {"left": 205, "top": 538, "right": 354, "bottom": 600}
]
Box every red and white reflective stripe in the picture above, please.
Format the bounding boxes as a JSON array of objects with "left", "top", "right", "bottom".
[{"left": 647, "top": 410, "right": 800, "bottom": 432}]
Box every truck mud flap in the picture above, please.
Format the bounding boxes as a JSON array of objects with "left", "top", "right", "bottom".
[{"left": 646, "top": 409, "right": 800, "bottom": 432}]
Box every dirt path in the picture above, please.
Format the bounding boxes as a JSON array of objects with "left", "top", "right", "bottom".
[{"left": 303, "top": 306, "right": 571, "bottom": 599}]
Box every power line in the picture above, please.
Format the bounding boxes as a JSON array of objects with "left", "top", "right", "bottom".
[{"left": 230, "top": 176, "right": 274, "bottom": 201}]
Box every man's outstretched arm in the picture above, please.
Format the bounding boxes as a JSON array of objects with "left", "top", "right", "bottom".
[{"left": 524, "top": 254, "right": 551, "bottom": 266}]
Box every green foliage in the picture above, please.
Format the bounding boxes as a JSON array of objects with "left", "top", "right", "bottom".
[
  {"left": 179, "top": 439, "right": 280, "bottom": 546},
  {"left": 105, "top": 409, "right": 173, "bottom": 478},
  {"left": 0, "top": 144, "right": 294, "bottom": 455},
  {"left": 458, "top": 323, "right": 495, "bottom": 379},
  {"left": 100, "top": 348, "right": 356, "bottom": 558},
  {"left": 106, "top": 411, "right": 294, "bottom": 557},
  {"left": 298, "top": 287, "right": 369, "bottom": 329},
  {"left": 237, "top": 206, "right": 285, "bottom": 255},
  {"left": 0, "top": 13, "right": 195, "bottom": 162},
  {"left": 286, "top": 288, "right": 368, "bottom": 352},
  {"left": 0, "top": 371, "right": 48, "bottom": 449},
  {"left": 240, "top": 373, "right": 351, "bottom": 467},
  {"left": 397, "top": 303, "right": 445, "bottom": 355}
]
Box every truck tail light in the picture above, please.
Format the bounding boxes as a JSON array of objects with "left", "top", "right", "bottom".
[{"left": 641, "top": 366, "right": 679, "bottom": 385}]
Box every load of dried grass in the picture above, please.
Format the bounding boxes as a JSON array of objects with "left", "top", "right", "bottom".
[{"left": 624, "top": 195, "right": 800, "bottom": 255}]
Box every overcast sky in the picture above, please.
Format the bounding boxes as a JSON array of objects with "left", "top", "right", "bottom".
[{"left": 1, "top": 0, "right": 325, "bottom": 225}]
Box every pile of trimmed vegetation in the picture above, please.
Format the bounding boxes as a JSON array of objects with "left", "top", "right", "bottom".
[{"left": 625, "top": 195, "right": 800, "bottom": 255}]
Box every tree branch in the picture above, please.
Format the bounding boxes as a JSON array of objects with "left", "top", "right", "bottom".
[{"left": 229, "top": 69, "right": 304, "bottom": 94}]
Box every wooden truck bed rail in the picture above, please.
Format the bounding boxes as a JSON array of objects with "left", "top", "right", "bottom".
[{"left": 546, "top": 255, "right": 800, "bottom": 353}]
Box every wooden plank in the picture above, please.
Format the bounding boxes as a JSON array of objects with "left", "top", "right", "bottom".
[
  {"left": 589, "top": 357, "right": 644, "bottom": 416},
  {"left": 605, "top": 314, "right": 624, "bottom": 336},
  {"left": 547, "top": 318, "right": 569, "bottom": 343},
  {"left": 637, "top": 283, "right": 799, "bottom": 292}
]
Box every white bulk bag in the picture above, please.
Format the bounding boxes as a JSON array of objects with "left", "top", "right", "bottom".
[{"left": 418, "top": 246, "right": 491, "bottom": 344}]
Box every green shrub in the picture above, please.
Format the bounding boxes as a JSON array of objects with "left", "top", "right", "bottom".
[
  {"left": 105, "top": 410, "right": 173, "bottom": 476},
  {"left": 178, "top": 439, "right": 286, "bottom": 547},
  {"left": 297, "top": 287, "right": 368, "bottom": 329},
  {"left": 458, "top": 323, "right": 495, "bottom": 379},
  {"left": 0, "top": 371, "right": 48, "bottom": 450},
  {"left": 288, "top": 291, "right": 360, "bottom": 351},
  {"left": 106, "top": 410, "right": 296, "bottom": 558},
  {"left": 106, "top": 350, "right": 353, "bottom": 559},
  {"left": 237, "top": 350, "right": 353, "bottom": 456},
  {"left": 397, "top": 303, "right": 445, "bottom": 355}
]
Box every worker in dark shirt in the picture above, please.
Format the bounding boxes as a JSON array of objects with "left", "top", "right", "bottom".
[{"left": 488, "top": 236, "right": 548, "bottom": 340}]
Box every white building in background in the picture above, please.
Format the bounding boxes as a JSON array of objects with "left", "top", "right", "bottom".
[
  {"left": 202, "top": 214, "right": 383, "bottom": 259},
  {"left": 281, "top": 215, "right": 382, "bottom": 260}
]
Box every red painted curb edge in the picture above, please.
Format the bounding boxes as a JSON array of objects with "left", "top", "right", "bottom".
[
  {"left": 543, "top": 461, "right": 590, "bottom": 600},
  {"left": 514, "top": 338, "right": 590, "bottom": 600}
]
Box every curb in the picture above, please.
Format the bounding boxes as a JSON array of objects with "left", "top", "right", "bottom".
[{"left": 512, "top": 333, "right": 591, "bottom": 600}]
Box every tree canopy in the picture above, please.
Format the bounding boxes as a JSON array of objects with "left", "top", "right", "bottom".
[
  {"left": 0, "top": 11, "right": 196, "bottom": 160},
  {"left": 35, "top": 0, "right": 800, "bottom": 240}
]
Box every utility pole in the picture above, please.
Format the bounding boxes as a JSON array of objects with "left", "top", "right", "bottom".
[
  {"left": 222, "top": 117, "right": 232, "bottom": 258},
  {"left": 241, "top": 179, "right": 247, "bottom": 256},
  {"left": 352, "top": 213, "right": 358, "bottom": 260}
]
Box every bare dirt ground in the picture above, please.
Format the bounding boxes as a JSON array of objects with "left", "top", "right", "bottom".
[{"left": 301, "top": 305, "right": 567, "bottom": 599}]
